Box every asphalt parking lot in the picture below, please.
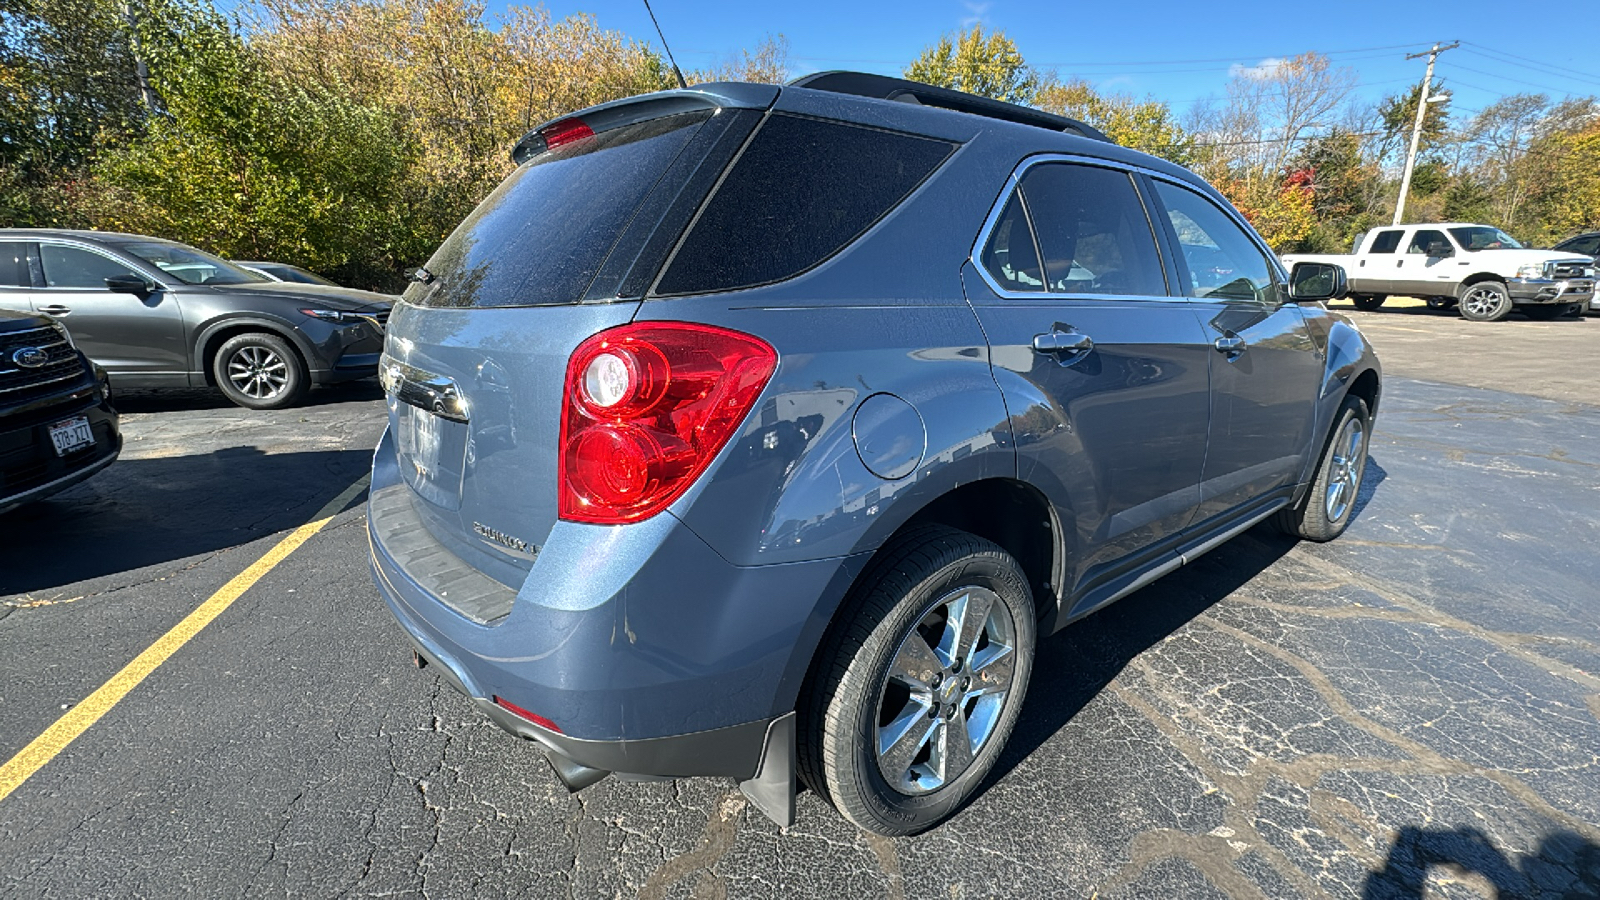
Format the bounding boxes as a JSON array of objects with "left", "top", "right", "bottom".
[{"left": 2, "top": 303, "right": 1597, "bottom": 899}]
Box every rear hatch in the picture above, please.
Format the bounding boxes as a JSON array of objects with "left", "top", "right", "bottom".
[{"left": 376, "top": 92, "right": 769, "bottom": 620}]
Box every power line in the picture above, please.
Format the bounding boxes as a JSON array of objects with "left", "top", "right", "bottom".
[
  {"left": 1451, "top": 61, "right": 1600, "bottom": 97},
  {"left": 1459, "top": 41, "right": 1600, "bottom": 85}
]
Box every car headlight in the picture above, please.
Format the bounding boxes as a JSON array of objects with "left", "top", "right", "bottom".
[
  {"left": 1515, "top": 264, "right": 1547, "bottom": 279},
  {"left": 299, "top": 308, "right": 366, "bottom": 324}
]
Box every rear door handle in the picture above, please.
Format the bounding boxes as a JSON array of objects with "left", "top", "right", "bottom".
[
  {"left": 38, "top": 305, "right": 71, "bottom": 316},
  {"left": 1032, "top": 330, "right": 1093, "bottom": 356},
  {"left": 1214, "top": 335, "right": 1246, "bottom": 355}
]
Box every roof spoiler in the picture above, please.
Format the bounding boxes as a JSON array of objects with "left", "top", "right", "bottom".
[{"left": 788, "top": 71, "right": 1110, "bottom": 143}]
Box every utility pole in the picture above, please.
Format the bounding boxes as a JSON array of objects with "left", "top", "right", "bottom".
[{"left": 1392, "top": 41, "right": 1458, "bottom": 225}]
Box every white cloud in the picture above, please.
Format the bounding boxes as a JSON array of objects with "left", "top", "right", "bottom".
[
  {"left": 1229, "top": 57, "right": 1286, "bottom": 80},
  {"left": 960, "top": 1, "right": 991, "bottom": 27}
]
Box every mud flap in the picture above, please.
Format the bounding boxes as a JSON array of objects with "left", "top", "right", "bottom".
[{"left": 738, "top": 712, "right": 796, "bottom": 827}]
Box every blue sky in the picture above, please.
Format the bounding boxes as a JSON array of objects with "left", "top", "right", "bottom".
[{"left": 518, "top": 0, "right": 1600, "bottom": 125}]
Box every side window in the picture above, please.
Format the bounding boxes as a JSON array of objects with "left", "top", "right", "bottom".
[
  {"left": 40, "top": 244, "right": 139, "bottom": 289},
  {"left": 1015, "top": 163, "right": 1166, "bottom": 296},
  {"left": 979, "top": 192, "right": 1043, "bottom": 292},
  {"left": 1152, "top": 181, "right": 1277, "bottom": 303},
  {"left": 1573, "top": 236, "right": 1600, "bottom": 256},
  {"left": 1406, "top": 229, "right": 1449, "bottom": 255},
  {"left": 1367, "top": 230, "right": 1403, "bottom": 254},
  {"left": 0, "top": 242, "right": 29, "bottom": 288}
]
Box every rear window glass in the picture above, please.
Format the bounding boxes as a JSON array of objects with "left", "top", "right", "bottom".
[
  {"left": 654, "top": 114, "right": 955, "bottom": 295},
  {"left": 412, "top": 111, "right": 710, "bottom": 308},
  {"left": 0, "top": 242, "right": 28, "bottom": 288},
  {"left": 1367, "top": 230, "right": 1402, "bottom": 254},
  {"left": 1019, "top": 163, "right": 1165, "bottom": 296},
  {"left": 981, "top": 193, "right": 1043, "bottom": 292}
]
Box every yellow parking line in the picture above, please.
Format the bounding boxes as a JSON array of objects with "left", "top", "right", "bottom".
[{"left": 0, "top": 474, "right": 371, "bottom": 803}]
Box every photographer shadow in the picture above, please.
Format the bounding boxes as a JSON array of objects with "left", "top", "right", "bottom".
[{"left": 1363, "top": 825, "right": 1600, "bottom": 899}]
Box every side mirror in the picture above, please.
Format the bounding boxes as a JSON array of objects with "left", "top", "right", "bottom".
[
  {"left": 1288, "top": 262, "right": 1347, "bottom": 303},
  {"left": 1426, "top": 241, "right": 1454, "bottom": 258},
  {"left": 104, "top": 274, "right": 152, "bottom": 297}
]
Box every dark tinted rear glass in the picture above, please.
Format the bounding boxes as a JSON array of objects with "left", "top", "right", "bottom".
[
  {"left": 1368, "top": 230, "right": 1402, "bottom": 254},
  {"left": 654, "top": 114, "right": 954, "bottom": 295},
  {"left": 1019, "top": 163, "right": 1165, "bottom": 296},
  {"left": 980, "top": 193, "right": 1043, "bottom": 292},
  {"left": 0, "top": 242, "right": 28, "bottom": 288},
  {"left": 412, "top": 111, "right": 710, "bottom": 308}
]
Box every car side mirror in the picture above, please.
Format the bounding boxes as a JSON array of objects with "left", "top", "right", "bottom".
[
  {"left": 104, "top": 274, "right": 152, "bottom": 297},
  {"left": 1288, "top": 262, "right": 1347, "bottom": 303},
  {"left": 1426, "top": 241, "right": 1454, "bottom": 258}
]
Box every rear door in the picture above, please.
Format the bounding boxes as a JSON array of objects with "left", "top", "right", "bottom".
[
  {"left": 964, "top": 159, "right": 1212, "bottom": 598},
  {"left": 1352, "top": 228, "right": 1403, "bottom": 294},
  {"left": 1404, "top": 228, "right": 1458, "bottom": 297},
  {"left": 33, "top": 241, "right": 188, "bottom": 377},
  {"left": 1147, "top": 179, "right": 1321, "bottom": 525},
  {"left": 0, "top": 241, "right": 32, "bottom": 316}
]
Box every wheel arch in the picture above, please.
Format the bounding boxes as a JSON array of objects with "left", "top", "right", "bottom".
[
  {"left": 1455, "top": 272, "right": 1506, "bottom": 298},
  {"left": 195, "top": 317, "right": 314, "bottom": 388}
]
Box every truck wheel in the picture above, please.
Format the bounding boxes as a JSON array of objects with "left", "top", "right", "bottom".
[
  {"left": 213, "top": 333, "right": 308, "bottom": 409},
  {"left": 798, "top": 525, "right": 1036, "bottom": 836},
  {"left": 1275, "top": 396, "right": 1371, "bottom": 543},
  {"left": 1459, "top": 283, "right": 1513, "bottom": 321},
  {"left": 1351, "top": 294, "right": 1386, "bottom": 311}
]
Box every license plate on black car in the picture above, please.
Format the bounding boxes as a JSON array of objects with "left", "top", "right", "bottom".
[{"left": 49, "top": 416, "right": 94, "bottom": 456}]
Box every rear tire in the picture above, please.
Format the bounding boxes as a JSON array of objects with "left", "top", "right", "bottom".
[
  {"left": 1351, "top": 294, "right": 1386, "bottom": 311},
  {"left": 213, "top": 333, "right": 308, "bottom": 410},
  {"left": 1275, "top": 396, "right": 1371, "bottom": 542},
  {"left": 1459, "top": 282, "right": 1513, "bottom": 321},
  {"left": 798, "top": 526, "right": 1036, "bottom": 836}
]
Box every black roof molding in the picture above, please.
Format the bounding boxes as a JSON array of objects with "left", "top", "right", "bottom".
[{"left": 788, "top": 71, "right": 1110, "bottom": 143}]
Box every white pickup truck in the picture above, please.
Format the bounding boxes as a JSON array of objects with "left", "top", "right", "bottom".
[{"left": 1282, "top": 223, "right": 1596, "bottom": 321}]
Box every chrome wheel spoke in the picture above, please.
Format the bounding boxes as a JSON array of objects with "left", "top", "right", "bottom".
[
  {"left": 942, "top": 589, "right": 993, "bottom": 666},
  {"left": 878, "top": 705, "right": 937, "bottom": 783},
  {"left": 935, "top": 709, "right": 975, "bottom": 781},
  {"left": 968, "top": 644, "right": 1014, "bottom": 696},
  {"left": 889, "top": 634, "right": 942, "bottom": 691}
]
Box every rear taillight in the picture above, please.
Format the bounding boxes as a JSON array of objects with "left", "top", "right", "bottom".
[{"left": 559, "top": 322, "right": 777, "bottom": 524}]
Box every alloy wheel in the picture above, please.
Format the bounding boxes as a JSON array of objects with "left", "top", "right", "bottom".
[
  {"left": 226, "top": 346, "right": 289, "bottom": 400},
  {"left": 874, "top": 585, "right": 1017, "bottom": 795},
  {"left": 1324, "top": 417, "right": 1367, "bottom": 523}
]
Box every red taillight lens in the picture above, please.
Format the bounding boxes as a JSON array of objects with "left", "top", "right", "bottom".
[
  {"left": 493, "top": 696, "right": 561, "bottom": 732},
  {"left": 542, "top": 118, "right": 595, "bottom": 150},
  {"left": 560, "top": 322, "right": 777, "bottom": 524}
]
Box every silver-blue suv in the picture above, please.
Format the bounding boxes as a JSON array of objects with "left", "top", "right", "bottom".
[{"left": 368, "top": 72, "right": 1380, "bottom": 836}]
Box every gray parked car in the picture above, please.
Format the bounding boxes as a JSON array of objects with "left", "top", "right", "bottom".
[
  {"left": 232, "top": 260, "right": 339, "bottom": 287},
  {"left": 0, "top": 231, "right": 392, "bottom": 408},
  {"left": 368, "top": 72, "right": 1380, "bottom": 836}
]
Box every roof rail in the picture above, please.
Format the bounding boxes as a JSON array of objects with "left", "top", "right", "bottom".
[{"left": 788, "top": 71, "right": 1110, "bottom": 143}]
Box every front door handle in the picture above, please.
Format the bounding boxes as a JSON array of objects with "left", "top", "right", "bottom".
[
  {"left": 1214, "top": 335, "right": 1246, "bottom": 355},
  {"left": 38, "top": 305, "right": 71, "bottom": 316},
  {"left": 1032, "top": 330, "right": 1093, "bottom": 356}
]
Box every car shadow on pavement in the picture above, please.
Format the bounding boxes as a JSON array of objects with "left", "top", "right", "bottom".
[
  {"left": 110, "top": 379, "right": 384, "bottom": 413},
  {"left": 982, "top": 454, "right": 1390, "bottom": 797},
  {"left": 1, "top": 446, "right": 372, "bottom": 597},
  {"left": 1362, "top": 825, "right": 1600, "bottom": 898}
]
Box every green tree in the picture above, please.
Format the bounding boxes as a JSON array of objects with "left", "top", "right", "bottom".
[
  {"left": 905, "top": 24, "right": 1037, "bottom": 104},
  {"left": 1034, "top": 77, "right": 1194, "bottom": 165}
]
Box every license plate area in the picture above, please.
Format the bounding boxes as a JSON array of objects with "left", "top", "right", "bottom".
[
  {"left": 49, "top": 415, "right": 94, "bottom": 457},
  {"left": 395, "top": 403, "right": 467, "bottom": 510}
]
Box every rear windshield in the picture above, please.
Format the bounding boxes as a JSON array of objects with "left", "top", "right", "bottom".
[
  {"left": 410, "top": 111, "right": 710, "bottom": 308},
  {"left": 654, "top": 114, "right": 955, "bottom": 295}
]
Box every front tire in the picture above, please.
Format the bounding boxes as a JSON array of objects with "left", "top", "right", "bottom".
[
  {"left": 213, "top": 333, "right": 308, "bottom": 410},
  {"left": 1275, "top": 396, "right": 1371, "bottom": 542},
  {"left": 1459, "top": 282, "right": 1513, "bottom": 321},
  {"left": 799, "top": 526, "right": 1036, "bottom": 836}
]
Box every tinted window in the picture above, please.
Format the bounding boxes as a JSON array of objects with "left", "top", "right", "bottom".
[
  {"left": 1554, "top": 236, "right": 1598, "bottom": 256},
  {"left": 415, "top": 111, "right": 710, "bottom": 308},
  {"left": 1407, "top": 229, "right": 1450, "bottom": 254},
  {"left": 121, "top": 242, "right": 266, "bottom": 285},
  {"left": 39, "top": 244, "right": 139, "bottom": 289},
  {"left": 1447, "top": 226, "right": 1521, "bottom": 251},
  {"left": 0, "top": 242, "right": 28, "bottom": 288},
  {"left": 1018, "top": 163, "right": 1165, "bottom": 296},
  {"left": 656, "top": 115, "right": 954, "bottom": 295},
  {"left": 1153, "top": 181, "right": 1277, "bottom": 303},
  {"left": 1368, "top": 230, "right": 1403, "bottom": 254},
  {"left": 980, "top": 192, "right": 1043, "bottom": 292}
]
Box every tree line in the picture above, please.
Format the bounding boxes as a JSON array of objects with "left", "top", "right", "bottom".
[{"left": 3, "top": 6, "right": 1597, "bottom": 291}]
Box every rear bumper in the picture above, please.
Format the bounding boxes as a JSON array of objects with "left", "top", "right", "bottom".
[{"left": 366, "top": 425, "right": 860, "bottom": 821}]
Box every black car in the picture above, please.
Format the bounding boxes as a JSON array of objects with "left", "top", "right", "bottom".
[
  {"left": 0, "top": 307, "right": 120, "bottom": 514},
  {"left": 0, "top": 231, "right": 393, "bottom": 409},
  {"left": 1552, "top": 232, "right": 1600, "bottom": 314}
]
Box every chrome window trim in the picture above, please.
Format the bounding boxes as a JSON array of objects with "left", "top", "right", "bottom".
[
  {"left": 969, "top": 153, "right": 1201, "bottom": 303},
  {"left": 33, "top": 239, "right": 173, "bottom": 291}
]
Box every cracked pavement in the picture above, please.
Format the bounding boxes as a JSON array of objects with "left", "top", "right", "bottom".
[{"left": 1, "top": 311, "right": 1598, "bottom": 898}]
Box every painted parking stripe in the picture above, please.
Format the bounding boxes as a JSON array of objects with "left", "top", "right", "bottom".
[{"left": 0, "top": 474, "right": 371, "bottom": 803}]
